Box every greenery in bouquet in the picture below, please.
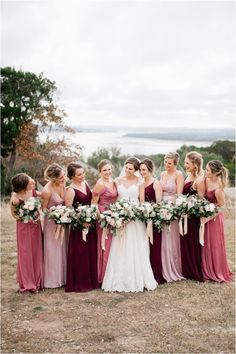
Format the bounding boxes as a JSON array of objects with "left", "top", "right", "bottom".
[
  {"left": 173, "top": 194, "right": 189, "bottom": 218},
  {"left": 99, "top": 209, "right": 123, "bottom": 235},
  {"left": 71, "top": 204, "right": 98, "bottom": 230},
  {"left": 15, "top": 197, "right": 41, "bottom": 223},
  {"left": 46, "top": 204, "right": 73, "bottom": 225},
  {"left": 134, "top": 201, "right": 156, "bottom": 222},
  {"left": 152, "top": 200, "right": 176, "bottom": 231},
  {"left": 187, "top": 195, "right": 218, "bottom": 218},
  {"left": 109, "top": 199, "right": 138, "bottom": 223}
]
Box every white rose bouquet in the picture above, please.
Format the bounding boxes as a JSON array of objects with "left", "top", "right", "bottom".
[
  {"left": 187, "top": 196, "right": 218, "bottom": 218},
  {"left": 134, "top": 201, "right": 155, "bottom": 222},
  {"left": 15, "top": 197, "right": 41, "bottom": 223},
  {"left": 110, "top": 199, "right": 138, "bottom": 223},
  {"left": 71, "top": 204, "right": 98, "bottom": 230},
  {"left": 174, "top": 194, "right": 189, "bottom": 218},
  {"left": 99, "top": 209, "right": 123, "bottom": 235},
  {"left": 46, "top": 205, "right": 73, "bottom": 225},
  {"left": 152, "top": 200, "right": 176, "bottom": 232}
]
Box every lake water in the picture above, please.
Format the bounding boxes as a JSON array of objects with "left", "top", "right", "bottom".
[{"left": 46, "top": 130, "right": 212, "bottom": 158}]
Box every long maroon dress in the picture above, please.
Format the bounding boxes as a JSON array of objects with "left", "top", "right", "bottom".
[
  {"left": 65, "top": 184, "right": 99, "bottom": 292},
  {"left": 16, "top": 190, "right": 43, "bottom": 293},
  {"left": 202, "top": 190, "right": 233, "bottom": 282},
  {"left": 180, "top": 181, "right": 204, "bottom": 282},
  {"left": 145, "top": 183, "right": 166, "bottom": 284},
  {"left": 95, "top": 185, "right": 118, "bottom": 284}
]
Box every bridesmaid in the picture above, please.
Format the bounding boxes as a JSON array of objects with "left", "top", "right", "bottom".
[
  {"left": 139, "top": 158, "right": 166, "bottom": 284},
  {"left": 10, "top": 173, "right": 43, "bottom": 293},
  {"left": 160, "top": 152, "right": 185, "bottom": 282},
  {"left": 201, "top": 160, "right": 233, "bottom": 282},
  {"left": 92, "top": 159, "right": 118, "bottom": 284},
  {"left": 65, "top": 163, "right": 99, "bottom": 292},
  {"left": 41, "top": 163, "right": 67, "bottom": 288},
  {"left": 181, "top": 151, "right": 205, "bottom": 282}
]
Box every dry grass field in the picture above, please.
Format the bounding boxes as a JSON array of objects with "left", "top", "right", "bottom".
[{"left": 1, "top": 190, "right": 235, "bottom": 353}]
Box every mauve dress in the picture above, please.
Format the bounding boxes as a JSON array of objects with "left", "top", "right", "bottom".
[
  {"left": 65, "top": 184, "right": 99, "bottom": 292},
  {"left": 160, "top": 176, "right": 185, "bottom": 282},
  {"left": 145, "top": 183, "right": 166, "bottom": 284},
  {"left": 95, "top": 184, "right": 118, "bottom": 284},
  {"left": 16, "top": 190, "right": 43, "bottom": 293},
  {"left": 43, "top": 192, "right": 67, "bottom": 288},
  {"left": 180, "top": 181, "right": 204, "bottom": 282},
  {"left": 202, "top": 190, "right": 233, "bottom": 282}
]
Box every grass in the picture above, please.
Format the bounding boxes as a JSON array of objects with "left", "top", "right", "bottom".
[{"left": 1, "top": 196, "right": 235, "bottom": 353}]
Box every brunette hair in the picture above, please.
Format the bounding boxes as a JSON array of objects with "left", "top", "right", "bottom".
[
  {"left": 207, "top": 160, "right": 229, "bottom": 189},
  {"left": 125, "top": 156, "right": 140, "bottom": 171},
  {"left": 11, "top": 173, "right": 30, "bottom": 193},
  {"left": 67, "top": 163, "right": 83, "bottom": 179},
  {"left": 164, "top": 151, "right": 180, "bottom": 165},
  {"left": 97, "top": 159, "right": 112, "bottom": 172},
  {"left": 44, "top": 163, "right": 64, "bottom": 182},
  {"left": 185, "top": 151, "right": 204, "bottom": 178},
  {"left": 139, "top": 158, "right": 155, "bottom": 173}
]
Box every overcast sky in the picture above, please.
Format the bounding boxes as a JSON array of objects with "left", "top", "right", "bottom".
[{"left": 1, "top": 0, "right": 235, "bottom": 129}]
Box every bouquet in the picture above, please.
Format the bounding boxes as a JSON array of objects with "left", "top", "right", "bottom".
[
  {"left": 186, "top": 195, "right": 218, "bottom": 218},
  {"left": 134, "top": 201, "right": 155, "bottom": 222},
  {"left": 46, "top": 205, "right": 74, "bottom": 244},
  {"left": 174, "top": 194, "right": 189, "bottom": 218},
  {"left": 15, "top": 197, "right": 41, "bottom": 223},
  {"left": 99, "top": 209, "right": 123, "bottom": 235},
  {"left": 46, "top": 205, "right": 73, "bottom": 225},
  {"left": 71, "top": 204, "right": 98, "bottom": 230},
  {"left": 109, "top": 199, "right": 138, "bottom": 223},
  {"left": 152, "top": 200, "right": 176, "bottom": 232}
]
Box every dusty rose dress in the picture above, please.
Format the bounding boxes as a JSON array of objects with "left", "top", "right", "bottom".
[
  {"left": 16, "top": 190, "right": 43, "bottom": 293},
  {"left": 160, "top": 176, "right": 184, "bottom": 282},
  {"left": 202, "top": 190, "right": 233, "bottom": 282},
  {"left": 145, "top": 183, "right": 166, "bottom": 284},
  {"left": 43, "top": 192, "right": 67, "bottom": 288},
  {"left": 95, "top": 184, "right": 118, "bottom": 284},
  {"left": 65, "top": 184, "right": 99, "bottom": 292},
  {"left": 180, "top": 181, "right": 203, "bottom": 282}
]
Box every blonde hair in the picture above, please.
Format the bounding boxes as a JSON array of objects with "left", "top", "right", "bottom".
[
  {"left": 186, "top": 151, "right": 204, "bottom": 189},
  {"left": 164, "top": 152, "right": 180, "bottom": 165},
  {"left": 44, "top": 163, "right": 64, "bottom": 182},
  {"left": 207, "top": 160, "right": 229, "bottom": 189}
]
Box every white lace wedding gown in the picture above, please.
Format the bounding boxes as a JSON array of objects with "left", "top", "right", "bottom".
[{"left": 102, "top": 183, "right": 157, "bottom": 292}]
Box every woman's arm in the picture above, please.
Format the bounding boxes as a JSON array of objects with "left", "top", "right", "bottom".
[
  {"left": 154, "top": 180, "right": 162, "bottom": 202},
  {"left": 176, "top": 171, "right": 184, "bottom": 195},
  {"left": 64, "top": 188, "right": 75, "bottom": 207},
  {"left": 10, "top": 194, "right": 20, "bottom": 220},
  {"left": 196, "top": 179, "right": 205, "bottom": 198},
  {"left": 139, "top": 183, "right": 145, "bottom": 203},
  {"left": 91, "top": 180, "right": 103, "bottom": 205},
  {"left": 201, "top": 189, "right": 224, "bottom": 224},
  {"left": 41, "top": 188, "right": 51, "bottom": 211}
]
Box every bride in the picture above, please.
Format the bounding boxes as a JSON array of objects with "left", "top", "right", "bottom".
[{"left": 102, "top": 157, "right": 157, "bottom": 292}]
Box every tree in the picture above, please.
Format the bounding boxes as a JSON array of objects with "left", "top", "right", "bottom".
[{"left": 1, "top": 67, "right": 60, "bottom": 171}]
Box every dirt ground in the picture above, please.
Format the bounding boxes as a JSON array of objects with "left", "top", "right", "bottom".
[{"left": 1, "top": 195, "right": 235, "bottom": 353}]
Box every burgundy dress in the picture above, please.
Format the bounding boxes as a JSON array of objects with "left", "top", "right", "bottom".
[
  {"left": 95, "top": 185, "right": 118, "bottom": 284},
  {"left": 145, "top": 183, "right": 166, "bottom": 284},
  {"left": 202, "top": 190, "right": 233, "bottom": 282},
  {"left": 16, "top": 190, "right": 43, "bottom": 293},
  {"left": 65, "top": 184, "right": 99, "bottom": 292},
  {"left": 180, "top": 181, "right": 204, "bottom": 282}
]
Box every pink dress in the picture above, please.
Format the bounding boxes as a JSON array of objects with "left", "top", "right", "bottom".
[
  {"left": 95, "top": 184, "right": 118, "bottom": 284},
  {"left": 202, "top": 190, "right": 233, "bottom": 282},
  {"left": 43, "top": 192, "right": 67, "bottom": 288},
  {"left": 16, "top": 190, "right": 43, "bottom": 293},
  {"left": 160, "top": 176, "right": 184, "bottom": 282}
]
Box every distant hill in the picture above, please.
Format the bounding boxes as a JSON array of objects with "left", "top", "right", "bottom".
[{"left": 124, "top": 128, "right": 235, "bottom": 142}]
